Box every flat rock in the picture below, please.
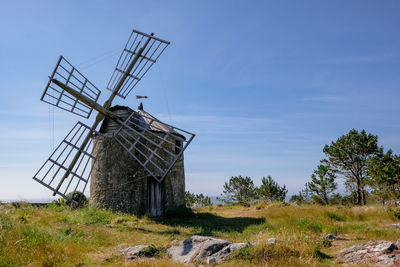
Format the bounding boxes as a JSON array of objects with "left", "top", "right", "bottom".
[
  {"left": 339, "top": 240, "right": 400, "bottom": 266},
  {"left": 120, "top": 245, "right": 149, "bottom": 260},
  {"left": 167, "top": 235, "right": 249, "bottom": 263}
]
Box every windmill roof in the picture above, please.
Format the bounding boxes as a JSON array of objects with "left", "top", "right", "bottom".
[
  {"left": 135, "top": 109, "right": 175, "bottom": 133},
  {"left": 101, "top": 105, "right": 184, "bottom": 139}
]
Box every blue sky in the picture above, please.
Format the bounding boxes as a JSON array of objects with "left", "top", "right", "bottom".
[{"left": 0, "top": 0, "right": 399, "bottom": 200}]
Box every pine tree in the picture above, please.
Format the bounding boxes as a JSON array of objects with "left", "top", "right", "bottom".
[
  {"left": 323, "top": 129, "right": 381, "bottom": 205},
  {"left": 306, "top": 164, "right": 337, "bottom": 205},
  {"left": 258, "top": 176, "right": 287, "bottom": 202},
  {"left": 368, "top": 150, "right": 400, "bottom": 204},
  {"left": 218, "top": 176, "right": 258, "bottom": 206}
]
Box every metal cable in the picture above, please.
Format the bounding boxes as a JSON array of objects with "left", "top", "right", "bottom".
[{"left": 77, "top": 46, "right": 124, "bottom": 69}]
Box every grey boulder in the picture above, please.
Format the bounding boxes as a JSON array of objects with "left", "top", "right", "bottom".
[
  {"left": 167, "top": 235, "right": 249, "bottom": 264},
  {"left": 339, "top": 240, "right": 400, "bottom": 266}
]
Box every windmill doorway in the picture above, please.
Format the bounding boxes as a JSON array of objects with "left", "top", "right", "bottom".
[{"left": 147, "top": 177, "right": 165, "bottom": 217}]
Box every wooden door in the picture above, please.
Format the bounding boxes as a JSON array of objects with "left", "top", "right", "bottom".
[{"left": 147, "top": 177, "right": 164, "bottom": 217}]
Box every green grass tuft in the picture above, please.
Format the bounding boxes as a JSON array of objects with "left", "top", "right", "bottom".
[
  {"left": 325, "top": 211, "right": 347, "bottom": 221},
  {"left": 296, "top": 218, "right": 323, "bottom": 233},
  {"left": 79, "top": 207, "right": 115, "bottom": 225},
  {"left": 21, "top": 227, "right": 52, "bottom": 247},
  {"left": 0, "top": 214, "right": 12, "bottom": 230}
]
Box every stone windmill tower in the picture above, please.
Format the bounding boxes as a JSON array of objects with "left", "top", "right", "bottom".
[{"left": 33, "top": 29, "right": 195, "bottom": 216}]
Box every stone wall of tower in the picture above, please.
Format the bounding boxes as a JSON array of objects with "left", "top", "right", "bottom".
[
  {"left": 89, "top": 106, "right": 186, "bottom": 216},
  {"left": 90, "top": 134, "right": 148, "bottom": 214}
]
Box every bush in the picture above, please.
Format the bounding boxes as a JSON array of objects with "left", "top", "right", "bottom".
[
  {"left": 388, "top": 208, "right": 400, "bottom": 220},
  {"left": 137, "top": 245, "right": 165, "bottom": 258},
  {"left": 65, "top": 191, "right": 88, "bottom": 208}
]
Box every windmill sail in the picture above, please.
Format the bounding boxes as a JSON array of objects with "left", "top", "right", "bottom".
[
  {"left": 106, "top": 29, "right": 170, "bottom": 99},
  {"left": 33, "top": 122, "right": 100, "bottom": 204},
  {"left": 41, "top": 56, "right": 101, "bottom": 119},
  {"left": 114, "top": 109, "right": 195, "bottom": 183}
]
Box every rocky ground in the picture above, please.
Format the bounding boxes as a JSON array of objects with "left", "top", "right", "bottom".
[
  {"left": 121, "top": 235, "right": 249, "bottom": 265},
  {"left": 121, "top": 235, "right": 400, "bottom": 266},
  {"left": 339, "top": 240, "right": 400, "bottom": 266}
]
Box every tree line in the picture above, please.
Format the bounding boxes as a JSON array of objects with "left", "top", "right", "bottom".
[
  {"left": 292, "top": 129, "right": 400, "bottom": 205},
  {"left": 186, "top": 175, "right": 288, "bottom": 207},
  {"left": 186, "top": 129, "right": 400, "bottom": 207}
]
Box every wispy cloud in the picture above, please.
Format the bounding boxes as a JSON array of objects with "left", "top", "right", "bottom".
[
  {"left": 301, "top": 94, "right": 342, "bottom": 102},
  {"left": 321, "top": 52, "right": 399, "bottom": 64},
  {"left": 157, "top": 113, "right": 281, "bottom": 136}
]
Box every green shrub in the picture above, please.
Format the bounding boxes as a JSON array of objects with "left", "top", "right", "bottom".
[
  {"left": 392, "top": 209, "right": 400, "bottom": 220},
  {"left": 65, "top": 191, "right": 88, "bottom": 208},
  {"left": 137, "top": 245, "right": 165, "bottom": 258}
]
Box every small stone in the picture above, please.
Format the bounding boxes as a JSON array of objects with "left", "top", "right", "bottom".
[
  {"left": 267, "top": 238, "right": 277, "bottom": 245},
  {"left": 391, "top": 223, "right": 400, "bottom": 228},
  {"left": 325, "top": 233, "right": 337, "bottom": 240},
  {"left": 207, "top": 257, "right": 216, "bottom": 265}
]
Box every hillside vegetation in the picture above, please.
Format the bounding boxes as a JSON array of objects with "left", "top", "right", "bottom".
[{"left": 0, "top": 202, "right": 399, "bottom": 266}]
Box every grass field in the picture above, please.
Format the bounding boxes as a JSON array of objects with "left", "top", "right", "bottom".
[{"left": 0, "top": 202, "right": 399, "bottom": 266}]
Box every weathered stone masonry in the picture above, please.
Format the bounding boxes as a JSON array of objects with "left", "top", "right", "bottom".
[{"left": 90, "top": 105, "right": 185, "bottom": 216}]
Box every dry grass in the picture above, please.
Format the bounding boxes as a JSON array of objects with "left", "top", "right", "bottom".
[{"left": 0, "top": 202, "right": 399, "bottom": 266}]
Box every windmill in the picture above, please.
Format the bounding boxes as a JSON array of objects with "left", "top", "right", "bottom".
[{"left": 33, "top": 29, "right": 195, "bottom": 209}]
